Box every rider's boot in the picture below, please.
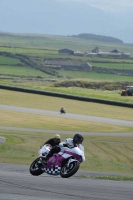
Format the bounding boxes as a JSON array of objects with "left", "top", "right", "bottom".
[{"left": 37, "top": 157, "right": 43, "bottom": 165}]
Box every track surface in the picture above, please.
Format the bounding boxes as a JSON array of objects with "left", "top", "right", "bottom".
[
  {"left": 1, "top": 104, "right": 133, "bottom": 199},
  {"left": 1, "top": 104, "right": 133, "bottom": 127},
  {"left": 0, "top": 163, "right": 133, "bottom": 200},
  {"left": 1, "top": 104, "right": 133, "bottom": 137}
]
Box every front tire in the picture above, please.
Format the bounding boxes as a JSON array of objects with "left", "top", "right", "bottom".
[
  {"left": 60, "top": 161, "right": 80, "bottom": 178},
  {"left": 29, "top": 158, "right": 44, "bottom": 176}
]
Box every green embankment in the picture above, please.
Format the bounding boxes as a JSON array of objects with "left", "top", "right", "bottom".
[
  {"left": 0, "top": 90, "right": 133, "bottom": 176},
  {"left": 0, "top": 38, "right": 133, "bottom": 177}
]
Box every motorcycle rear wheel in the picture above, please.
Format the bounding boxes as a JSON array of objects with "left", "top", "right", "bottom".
[
  {"left": 29, "top": 157, "right": 44, "bottom": 176},
  {"left": 60, "top": 161, "right": 79, "bottom": 178}
]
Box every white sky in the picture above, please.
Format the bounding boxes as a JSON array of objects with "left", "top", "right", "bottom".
[{"left": 56, "top": 0, "right": 133, "bottom": 12}]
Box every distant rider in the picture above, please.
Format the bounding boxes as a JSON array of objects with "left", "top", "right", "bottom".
[{"left": 60, "top": 106, "right": 65, "bottom": 113}]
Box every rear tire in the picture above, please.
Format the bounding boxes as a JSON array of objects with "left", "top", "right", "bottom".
[
  {"left": 29, "top": 158, "right": 44, "bottom": 176},
  {"left": 60, "top": 161, "right": 79, "bottom": 178}
]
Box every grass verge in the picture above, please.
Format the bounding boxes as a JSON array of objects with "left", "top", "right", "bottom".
[
  {"left": 1, "top": 89, "right": 133, "bottom": 121},
  {"left": 0, "top": 90, "right": 133, "bottom": 177},
  {"left": 78, "top": 175, "right": 133, "bottom": 181},
  {"left": 1, "top": 110, "right": 133, "bottom": 132},
  {"left": 0, "top": 130, "right": 133, "bottom": 176}
]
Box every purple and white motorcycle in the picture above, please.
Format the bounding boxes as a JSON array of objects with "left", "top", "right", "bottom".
[{"left": 29, "top": 143, "right": 85, "bottom": 178}]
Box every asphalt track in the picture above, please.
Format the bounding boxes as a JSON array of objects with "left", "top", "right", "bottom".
[
  {"left": 1, "top": 104, "right": 133, "bottom": 138},
  {"left": 0, "top": 163, "right": 133, "bottom": 200},
  {"left": 0, "top": 104, "right": 133, "bottom": 199},
  {"left": 1, "top": 104, "right": 133, "bottom": 127}
]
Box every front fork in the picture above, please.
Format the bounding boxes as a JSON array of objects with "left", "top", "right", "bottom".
[{"left": 66, "top": 158, "right": 79, "bottom": 168}]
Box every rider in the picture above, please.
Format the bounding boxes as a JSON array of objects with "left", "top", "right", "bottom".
[
  {"left": 44, "top": 133, "right": 84, "bottom": 164},
  {"left": 60, "top": 106, "right": 65, "bottom": 113},
  {"left": 44, "top": 134, "right": 61, "bottom": 147},
  {"left": 60, "top": 133, "right": 84, "bottom": 148},
  {"left": 38, "top": 134, "right": 61, "bottom": 158}
]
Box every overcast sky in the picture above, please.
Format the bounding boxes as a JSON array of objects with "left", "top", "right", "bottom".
[
  {"left": 56, "top": 0, "right": 133, "bottom": 13},
  {"left": 0, "top": 0, "right": 132, "bottom": 42}
]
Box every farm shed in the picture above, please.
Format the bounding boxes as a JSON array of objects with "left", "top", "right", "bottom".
[
  {"left": 58, "top": 48, "right": 74, "bottom": 55},
  {"left": 44, "top": 60, "right": 92, "bottom": 71}
]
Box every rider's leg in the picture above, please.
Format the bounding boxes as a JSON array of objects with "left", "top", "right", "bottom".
[{"left": 44, "top": 146, "right": 60, "bottom": 163}]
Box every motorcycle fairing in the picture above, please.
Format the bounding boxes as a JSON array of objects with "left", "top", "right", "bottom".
[
  {"left": 41, "top": 146, "right": 85, "bottom": 175},
  {"left": 60, "top": 146, "right": 85, "bottom": 162},
  {"left": 63, "top": 150, "right": 83, "bottom": 162},
  {"left": 41, "top": 153, "right": 65, "bottom": 175},
  {"left": 42, "top": 165, "right": 61, "bottom": 175}
]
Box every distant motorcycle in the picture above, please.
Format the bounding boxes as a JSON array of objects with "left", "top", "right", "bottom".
[
  {"left": 29, "top": 143, "right": 85, "bottom": 178},
  {"left": 60, "top": 108, "right": 66, "bottom": 114}
]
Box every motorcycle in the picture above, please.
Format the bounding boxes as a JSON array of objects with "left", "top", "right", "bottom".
[
  {"left": 29, "top": 143, "right": 85, "bottom": 178},
  {"left": 60, "top": 108, "right": 66, "bottom": 114}
]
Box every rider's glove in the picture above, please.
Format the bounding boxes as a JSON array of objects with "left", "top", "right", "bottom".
[
  {"left": 63, "top": 144, "right": 73, "bottom": 149},
  {"left": 63, "top": 144, "right": 69, "bottom": 147}
]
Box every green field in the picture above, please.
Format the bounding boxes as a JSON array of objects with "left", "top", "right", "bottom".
[
  {"left": 0, "top": 35, "right": 133, "bottom": 176},
  {"left": 0, "top": 47, "right": 58, "bottom": 56},
  {"left": 0, "top": 65, "right": 48, "bottom": 77},
  {"left": 1, "top": 64, "right": 133, "bottom": 82},
  {"left": 1, "top": 89, "right": 133, "bottom": 120},
  {"left": 1, "top": 49, "right": 133, "bottom": 102},
  {"left": 92, "top": 63, "right": 133, "bottom": 69},
  {"left": 0, "top": 90, "right": 133, "bottom": 175},
  {"left": 0, "top": 130, "right": 133, "bottom": 175},
  {"left": 55, "top": 70, "right": 133, "bottom": 81},
  {"left": 0, "top": 55, "right": 22, "bottom": 65},
  {"left": 0, "top": 33, "right": 133, "bottom": 57},
  {"left": 0, "top": 46, "right": 133, "bottom": 61}
]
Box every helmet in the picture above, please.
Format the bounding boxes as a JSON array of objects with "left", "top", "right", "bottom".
[
  {"left": 73, "top": 133, "right": 84, "bottom": 145},
  {"left": 54, "top": 134, "right": 61, "bottom": 143}
]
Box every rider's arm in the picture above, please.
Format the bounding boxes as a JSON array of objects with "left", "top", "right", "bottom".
[
  {"left": 59, "top": 142, "right": 66, "bottom": 147},
  {"left": 59, "top": 139, "right": 74, "bottom": 148},
  {"left": 44, "top": 138, "right": 55, "bottom": 146},
  {"left": 44, "top": 139, "right": 51, "bottom": 145}
]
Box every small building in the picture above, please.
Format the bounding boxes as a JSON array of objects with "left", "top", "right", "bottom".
[
  {"left": 98, "top": 52, "right": 122, "bottom": 58},
  {"left": 44, "top": 64, "right": 61, "bottom": 69},
  {"left": 44, "top": 60, "right": 92, "bottom": 71},
  {"left": 58, "top": 48, "right": 74, "bottom": 55},
  {"left": 121, "top": 53, "right": 130, "bottom": 58},
  {"left": 110, "top": 49, "right": 121, "bottom": 53},
  {"left": 85, "top": 63, "right": 92, "bottom": 71},
  {"left": 92, "top": 47, "right": 101, "bottom": 53},
  {"left": 87, "top": 47, "right": 130, "bottom": 58},
  {"left": 86, "top": 53, "right": 98, "bottom": 57},
  {"left": 110, "top": 49, "right": 130, "bottom": 58},
  {"left": 73, "top": 51, "right": 85, "bottom": 56}
]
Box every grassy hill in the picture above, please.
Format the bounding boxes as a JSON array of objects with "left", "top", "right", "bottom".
[
  {"left": 71, "top": 33, "right": 123, "bottom": 43},
  {"left": 0, "top": 32, "right": 133, "bottom": 56}
]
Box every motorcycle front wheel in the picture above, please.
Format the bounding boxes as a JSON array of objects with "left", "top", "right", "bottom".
[
  {"left": 29, "top": 157, "right": 44, "bottom": 176},
  {"left": 60, "top": 161, "right": 79, "bottom": 178}
]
